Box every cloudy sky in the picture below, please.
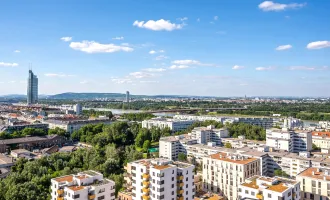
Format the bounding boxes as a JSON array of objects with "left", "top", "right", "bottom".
[{"left": 0, "top": 0, "right": 329, "bottom": 96}]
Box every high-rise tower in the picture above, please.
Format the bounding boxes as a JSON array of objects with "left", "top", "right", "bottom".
[
  {"left": 126, "top": 91, "right": 130, "bottom": 103},
  {"left": 27, "top": 70, "right": 38, "bottom": 105}
]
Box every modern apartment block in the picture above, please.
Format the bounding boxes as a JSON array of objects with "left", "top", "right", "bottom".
[
  {"left": 129, "top": 158, "right": 195, "bottom": 200},
  {"left": 312, "top": 132, "right": 330, "bottom": 149},
  {"left": 221, "top": 135, "right": 266, "bottom": 149},
  {"left": 190, "top": 125, "right": 229, "bottom": 145},
  {"left": 27, "top": 69, "right": 38, "bottom": 105},
  {"left": 50, "top": 170, "right": 115, "bottom": 200},
  {"left": 296, "top": 167, "right": 330, "bottom": 200},
  {"left": 238, "top": 175, "right": 300, "bottom": 200},
  {"left": 142, "top": 118, "right": 195, "bottom": 132},
  {"left": 203, "top": 152, "right": 261, "bottom": 200},
  {"left": 266, "top": 128, "right": 312, "bottom": 153}
]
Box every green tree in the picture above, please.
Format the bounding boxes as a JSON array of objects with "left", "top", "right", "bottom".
[
  {"left": 312, "top": 143, "right": 321, "bottom": 150},
  {"left": 178, "top": 153, "right": 187, "bottom": 162},
  {"left": 274, "top": 169, "right": 289, "bottom": 178},
  {"left": 143, "top": 140, "right": 151, "bottom": 152},
  {"left": 225, "top": 143, "right": 232, "bottom": 148}
]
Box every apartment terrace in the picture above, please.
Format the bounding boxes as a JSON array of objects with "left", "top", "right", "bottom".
[
  {"left": 210, "top": 152, "right": 258, "bottom": 164},
  {"left": 297, "top": 167, "right": 330, "bottom": 181}
]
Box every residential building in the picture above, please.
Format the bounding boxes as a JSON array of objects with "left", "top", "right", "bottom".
[
  {"left": 44, "top": 118, "right": 112, "bottom": 134},
  {"left": 296, "top": 167, "right": 330, "bottom": 200},
  {"left": 189, "top": 125, "right": 229, "bottom": 145},
  {"left": 27, "top": 70, "right": 38, "bottom": 105},
  {"left": 221, "top": 135, "right": 266, "bottom": 149},
  {"left": 266, "top": 128, "right": 312, "bottom": 153},
  {"left": 10, "top": 149, "right": 32, "bottom": 158},
  {"left": 173, "top": 115, "right": 224, "bottom": 123},
  {"left": 159, "top": 134, "right": 197, "bottom": 160},
  {"left": 0, "top": 154, "right": 14, "bottom": 168},
  {"left": 129, "top": 158, "right": 195, "bottom": 200},
  {"left": 312, "top": 132, "right": 330, "bottom": 149},
  {"left": 73, "top": 104, "right": 82, "bottom": 115},
  {"left": 2, "top": 122, "right": 49, "bottom": 133},
  {"left": 203, "top": 152, "right": 261, "bottom": 200},
  {"left": 50, "top": 170, "right": 115, "bottom": 200},
  {"left": 238, "top": 175, "right": 300, "bottom": 200},
  {"left": 142, "top": 118, "right": 195, "bottom": 132}
]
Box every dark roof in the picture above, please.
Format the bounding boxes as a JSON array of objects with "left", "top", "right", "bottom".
[{"left": 0, "top": 135, "right": 62, "bottom": 145}]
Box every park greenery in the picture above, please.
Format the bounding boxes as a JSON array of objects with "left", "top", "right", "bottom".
[
  {"left": 0, "top": 127, "right": 67, "bottom": 140},
  {"left": 82, "top": 109, "right": 113, "bottom": 118},
  {"left": 121, "top": 113, "right": 155, "bottom": 121}
]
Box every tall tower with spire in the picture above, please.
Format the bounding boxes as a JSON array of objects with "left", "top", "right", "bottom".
[{"left": 27, "top": 69, "right": 38, "bottom": 105}]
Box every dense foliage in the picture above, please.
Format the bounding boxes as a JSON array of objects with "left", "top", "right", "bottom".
[
  {"left": 82, "top": 109, "right": 113, "bottom": 118},
  {"left": 227, "top": 123, "right": 266, "bottom": 141},
  {"left": 0, "top": 127, "right": 66, "bottom": 140},
  {"left": 121, "top": 113, "right": 155, "bottom": 121}
]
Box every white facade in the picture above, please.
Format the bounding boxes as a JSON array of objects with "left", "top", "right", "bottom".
[
  {"left": 238, "top": 176, "right": 300, "bottom": 200},
  {"left": 142, "top": 118, "right": 195, "bottom": 132},
  {"left": 203, "top": 152, "right": 261, "bottom": 200},
  {"left": 266, "top": 128, "right": 312, "bottom": 153},
  {"left": 130, "top": 158, "right": 195, "bottom": 200},
  {"left": 312, "top": 132, "right": 330, "bottom": 149},
  {"left": 51, "top": 170, "right": 115, "bottom": 200},
  {"left": 73, "top": 104, "right": 82, "bottom": 115},
  {"left": 189, "top": 125, "right": 229, "bottom": 145}
]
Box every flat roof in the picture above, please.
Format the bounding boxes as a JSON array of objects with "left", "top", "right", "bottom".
[
  {"left": 54, "top": 175, "right": 73, "bottom": 183},
  {"left": 11, "top": 149, "right": 30, "bottom": 154},
  {"left": 297, "top": 168, "right": 330, "bottom": 181},
  {"left": 242, "top": 176, "right": 297, "bottom": 193},
  {"left": 209, "top": 152, "right": 258, "bottom": 164},
  {"left": 0, "top": 154, "right": 13, "bottom": 165},
  {"left": 67, "top": 186, "right": 85, "bottom": 191},
  {"left": 153, "top": 164, "right": 172, "bottom": 170},
  {"left": 0, "top": 135, "right": 59, "bottom": 145}
]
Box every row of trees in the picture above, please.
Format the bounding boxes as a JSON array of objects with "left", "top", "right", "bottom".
[
  {"left": 0, "top": 127, "right": 66, "bottom": 140},
  {"left": 121, "top": 113, "right": 155, "bottom": 121}
]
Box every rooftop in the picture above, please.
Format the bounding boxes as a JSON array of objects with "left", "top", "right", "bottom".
[
  {"left": 54, "top": 175, "right": 73, "bottom": 183},
  {"left": 0, "top": 154, "right": 13, "bottom": 165},
  {"left": 11, "top": 149, "right": 30, "bottom": 154},
  {"left": 67, "top": 185, "right": 85, "bottom": 191},
  {"left": 209, "top": 152, "right": 258, "bottom": 164},
  {"left": 312, "top": 132, "right": 330, "bottom": 138},
  {"left": 0, "top": 135, "right": 60, "bottom": 145},
  {"left": 297, "top": 168, "right": 330, "bottom": 181},
  {"left": 241, "top": 176, "right": 298, "bottom": 193}
]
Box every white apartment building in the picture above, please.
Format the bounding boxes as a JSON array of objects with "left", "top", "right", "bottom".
[
  {"left": 130, "top": 158, "right": 195, "bottom": 200},
  {"left": 203, "top": 152, "right": 261, "bottom": 200},
  {"left": 221, "top": 135, "right": 266, "bottom": 149},
  {"left": 173, "top": 115, "right": 224, "bottom": 122},
  {"left": 142, "top": 118, "right": 195, "bottom": 132},
  {"left": 296, "top": 167, "right": 330, "bottom": 200},
  {"left": 266, "top": 128, "right": 312, "bottom": 153},
  {"left": 189, "top": 125, "right": 229, "bottom": 145},
  {"left": 319, "top": 121, "right": 330, "bottom": 130},
  {"left": 44, "top": 119, "right": 112, "bottom": 134},
  {"left": 312, "top": 132, "right": 330, "bottom": 149},
  {"left": 50, "top": 170, "right": 115, "bottom": 200},
  {"left": 239, "top": 175, "right": 300, "bottom": 200}
]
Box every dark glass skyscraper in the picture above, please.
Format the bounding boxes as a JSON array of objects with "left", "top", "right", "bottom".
[{"left": 27, "top": 70, "right": 38, "bottom": 104}]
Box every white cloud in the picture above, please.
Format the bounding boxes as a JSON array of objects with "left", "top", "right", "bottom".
[
  {"left": 159, "top": 50, "right": 165, "bottom": 53},
  {"left": 169, "top": 65, "right": 190, "bottom": 69},
  {"left": 178, "top": 17, "right": 188, "bottom": 21},
  {"left": 306, "top": 41, "right": 330, "bottom": 49},
  {"left": 121, "top": 43, "right": 130, "bottom": 46},
  {"left": 61, "top": 37, "right": 72, "bottom": 42},
  {"left": 289, "top": 66, "right": 328, "bottom": 71},
  {"left": 133, "top": 19, "right": 183, "bottom": 31},
  {"left": 44, "top": 73, "right": 75, "bottom": 77},
  {"left": 142, "top": 68, "right": 167, "bottom": 72},
  {"left": 140, "top": 80, "right": 159, "bottom": 83},
  {"left": 258, "top": 1, "right": 306, "bottom": 11},
  {"left": 149, "top": 50, "right": 156, "bottom": 54},
  {"left": 112, "top": 36, "right": 124, "bottom": 40},
  {"left": 155, "top": 55, "right": 168, "bottom": 60},
  {"left": 214, "top": 16, "right": 219, "bottom": 20},
  {"left": 0, "top": 62, "right": 18, "bottom": 67},
  {"left": 111, "top": 78, "right": 132, "bottom": 84},
  {"left": 232, "top": 65, "right": 245, "bottom": 70},
  {"left": 276, "top": 44, "right": 292, "bottom": 51},
  {"left": 14, "top": 50, "right": 20, "bottom": 53},
  {"left": 129, "top": 72, "right": 155, "bottom": 79},
  {"left": 172, "top": 60, "right": 200, "bottom": 65},
  {"left": 69, "top": 40, "right": 133, "bottom": 53},
  {"left": 256, "top": 66, "right": 274, "bottom": 71}
]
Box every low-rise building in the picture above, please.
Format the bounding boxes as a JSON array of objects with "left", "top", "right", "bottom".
[
  {"left": 129, "top": 158, "right": 195, "bottom": 200},
  {"left": 238, "top": 175, "right": 300, "bottom": 200},
  {"left": 0, "top": 154, "right": 14, "bottom": 168},
  {"left": 44, "top": 118, "right": 112, "bottom": 134},
  {"left": 312, "top": 132, "right": 330, "bottom": 149},
  {"left": 50, "top": 170, "right": 115, "bottom": 200},
  {"left": 190, "top": 125, "right": 229, "bottom": 145},
  {"left": 142, "top": 118, "right": 195, "bottom": 132},
  {"left": 2, "top": 122, "right": 49, "bottom": 133},
  {"left": 10, "top": 149, "right": 32, "bottom": 158},
  {"left": 203, "top": 152, "right": 261, "bottom": 200},
  {"left": 296, "top": 167, "right": 330, "bottom": 200}
]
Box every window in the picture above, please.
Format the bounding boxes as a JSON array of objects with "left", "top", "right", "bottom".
[
  {"left": 186, "top": 184, "right": 188, "bottom": 188},
  {"left": 172, "top": 191, "right": 174, "bottom": 195},
  {"left": 268, "top": 193, "right": 272, "bottom": 198},
  {"left": 245, "top": 190, "right": 248, "bottom": 194},
  {"left": 97, "top": 196, "right": 105, "bottom": 200},
  {"left": 172, "top": 184, "right": 174, "bottom": 188},
  {"left": 98, "top": 188, "right": 105, "bottom": 193},
  {"left": 73, "top": 194, "right": 80, "bottom": 199},
  {"left": 172, "top": 177, "right": 174, "bottom": 181},
  {"left": 251, "top": 192, "right": 255, "bottom": 196}
]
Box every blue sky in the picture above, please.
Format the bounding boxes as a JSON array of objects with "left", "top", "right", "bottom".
[{"left": 0, "top": 0, "right": 329, "bottom": 96}]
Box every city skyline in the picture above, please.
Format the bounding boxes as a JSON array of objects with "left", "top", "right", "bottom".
[{"left": 0, "top": 0, "right": 329, "bottom": 96}]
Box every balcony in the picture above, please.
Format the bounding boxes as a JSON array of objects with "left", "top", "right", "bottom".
[
  {"left": 143, "top": 181, "right": 150, "bottom": 187},
  {"left": 142, "top": 195, "right": 150, "bottom": 200},
  {"left": 57, "top": 189, "right": 64, "bottom": 195},
  {"left": 143, "top": 173, "right": 150, "bottom": 179},
  {"left": 57, "top": 197, "right": 64, "bottom": 200},
  {"left": 177, "top": 175, "right": 183, "bottom": 180},
  {"left": 256, "top": 194, "right": 263, "bottom": 199},
  {"left": 88, "top": 194, "right": 95, "bottom": 200},
  {"left": 177, "top": 189, "right": 184, "bottom": 195},
  {"left": 177, "top": 197, "right": 184, "bottom": 200},
  {"left": 142, "top": 188, "right": 150, "bottom": 193},
  {"left": 177, "top": 182, "right": 184, "bottom": 187}
]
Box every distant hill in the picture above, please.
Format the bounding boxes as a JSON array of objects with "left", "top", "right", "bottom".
[{"left": 48, "top": 92, "right": 127, "bottom": 99}]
